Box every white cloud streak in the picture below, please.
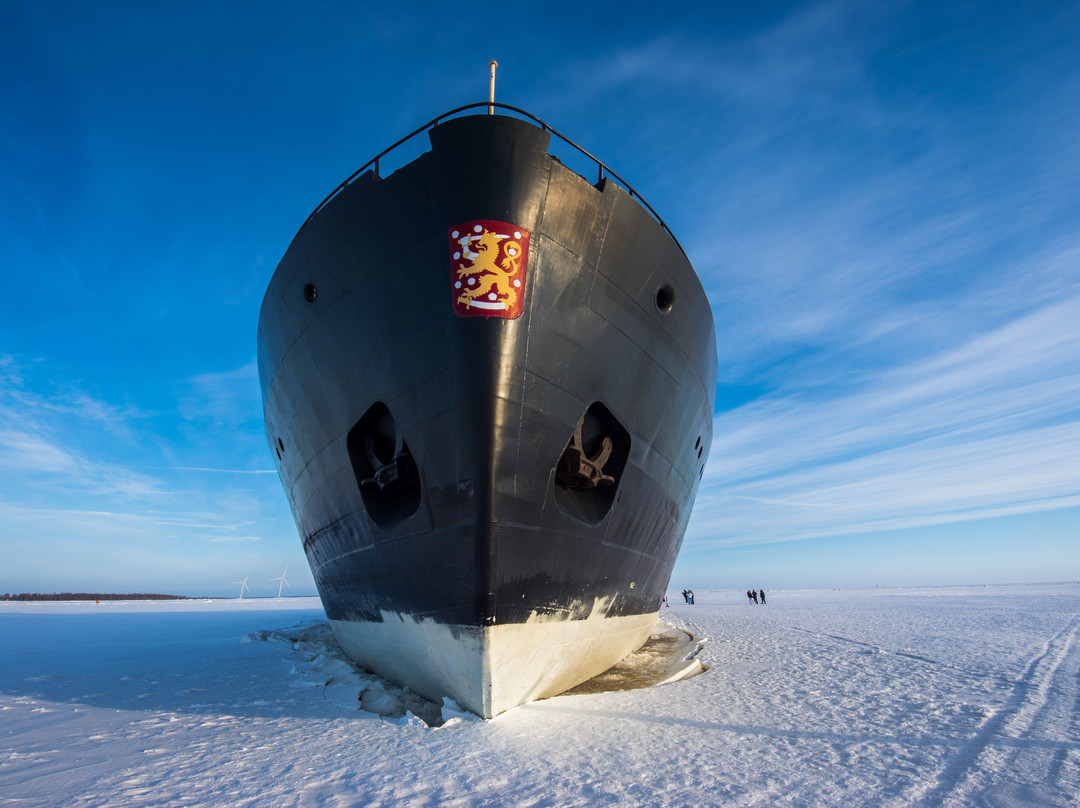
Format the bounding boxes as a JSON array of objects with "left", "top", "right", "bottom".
[
  {"left": 179, "top": 360, "right": 262, "bottom": 428},
  {"left": 0, "top": 381, "right": 167, "bottom": 500},
  {"left": 689, "top": 292, "right": 1080, "bottom": 547},
  {"left": 172, "top": 467, "right": 277, "bottom": 474},
  {"left": 0, "top": 430, "right": 79, "bottom": 475},
  {"left": 0, "top": 358, "right": 279, "bottom": 554}
]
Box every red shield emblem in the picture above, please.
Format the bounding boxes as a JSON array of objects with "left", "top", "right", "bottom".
[{"left": 449, "top": 220, "right": 530, "bottom": 318}]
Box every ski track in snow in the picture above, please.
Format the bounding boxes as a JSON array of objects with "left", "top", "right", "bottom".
[
  {"left": 1, "top": 585, "right": 1078, "bottom": 807},
  {"left": 909, "top": 616, "right": 1080, "bottom": 807}
]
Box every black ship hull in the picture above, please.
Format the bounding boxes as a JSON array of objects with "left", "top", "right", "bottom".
[{"left": 258, "top": 112, "right": 716, "bottom": 717}]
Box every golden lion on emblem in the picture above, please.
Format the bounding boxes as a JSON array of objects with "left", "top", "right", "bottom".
[{"left": 455, "top": 229, "right": 524, "bottom": 310}]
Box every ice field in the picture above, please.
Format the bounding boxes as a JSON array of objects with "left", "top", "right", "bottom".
[{"left": 2, "top": 583, "right": 1078, "bottom": 807}]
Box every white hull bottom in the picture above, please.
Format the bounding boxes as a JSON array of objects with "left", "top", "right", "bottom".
[{"left": 328, "top": 602, "right": 657, "bottom": 718}]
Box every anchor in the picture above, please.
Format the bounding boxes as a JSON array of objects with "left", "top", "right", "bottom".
[
  {"left": 361, "top": 419, "right": 417, "bottom": 491},
  {"left": 557, "top": 420, "right": 615, "bottom": 489}
]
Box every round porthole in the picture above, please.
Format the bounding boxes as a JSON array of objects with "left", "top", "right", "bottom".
[
  {"left": 303, "top": 283, "right": 318, "bottom": 303},
  {"left": 655, "top": 283, "right": 675, "bottom": 315}
]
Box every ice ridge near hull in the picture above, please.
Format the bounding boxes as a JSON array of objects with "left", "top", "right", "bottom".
[{"left": 258, "top": 109, "right": 717, "bottom": 716}]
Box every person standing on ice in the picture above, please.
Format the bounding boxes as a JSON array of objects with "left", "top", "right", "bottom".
[
  {"left": 747, "top": 589, "right": 754, "bottom": 604},
  {"left": 758, "top": 589, "right": 766, "bottom": 605},
  {"left": 751, "top": 589, "right": 758, "bottom": 604}
]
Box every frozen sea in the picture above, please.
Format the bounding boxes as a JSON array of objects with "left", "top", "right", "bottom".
[{"left": 2, "top": 584, "right": 1078, "bottom": 807}]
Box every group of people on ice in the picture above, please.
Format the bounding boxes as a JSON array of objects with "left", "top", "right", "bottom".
[{"left": 666, "top": 589, "right": 768, "bottom": 606}]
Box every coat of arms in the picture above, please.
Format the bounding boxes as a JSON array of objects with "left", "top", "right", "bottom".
[{"left": 449, "top": 220, "right": 530, "bottom": 318}]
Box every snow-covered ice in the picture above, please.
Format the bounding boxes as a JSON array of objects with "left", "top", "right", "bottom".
[{"left": 2, "top": 584, "right": 1077, "bottom": 807}]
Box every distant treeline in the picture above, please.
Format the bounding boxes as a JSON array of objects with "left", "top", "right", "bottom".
[{"left": 1, "top": 593, "right": 192, "bottom": 601}]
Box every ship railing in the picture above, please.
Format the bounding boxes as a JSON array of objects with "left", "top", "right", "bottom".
[{"left": 302, "top": 102, "right": 686, "bottom": 257}]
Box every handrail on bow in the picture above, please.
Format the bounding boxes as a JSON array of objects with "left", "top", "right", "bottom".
[{"left": 302, "top": 102, "right": 685, "bottom": 256}]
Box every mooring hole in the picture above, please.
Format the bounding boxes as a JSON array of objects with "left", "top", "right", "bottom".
[
  {"left": 554, "top": 402, "right": 631, "bottom": 525},
  {"left": 655, "top": 283, "right": 675, "bottom": 315},
  {"left": 346, "top": 402, "right": 421, "bottom": 527}
]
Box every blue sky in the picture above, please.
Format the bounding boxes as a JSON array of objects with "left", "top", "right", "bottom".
[{"left": 2, "top": 1, "right": 1077, "bottom": 597}]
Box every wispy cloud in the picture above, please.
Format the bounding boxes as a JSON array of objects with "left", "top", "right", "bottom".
[
  {"left": 172, "top": 467, "right": 277, "bottom": 474},
  {"left": 179, "top": 360, "right": 262, "bottom": 428},
  {"left": 0, "top": 429, "right": 166, "bottom": 499},
  {"left": 0, "top": 369, "right": 167, "bottom": 500},
  {"left": 0, "top": 357, "right": 283, "bottom": 555},
  {"left": 690, "top": 292, "right": 1080, "bottom": 547},
  {"left": 0, "top": 499, "right": 273, "bottom": 549},
  {"left": 0, "top": 499, "right": 292, "bottom": 593},
  {"left": 0, "top": 430, "right": 79, "bottom": 474},
  {"left": 40, "top": 392, "right": 147, "bottom": 437}
]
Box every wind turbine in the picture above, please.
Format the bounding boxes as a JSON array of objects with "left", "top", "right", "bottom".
[
  {"left": 270, "top": 566, "right": 290, "bottom": 599},
  {"left": 232, "top": 575, "right": 250, "bottom": 600}
]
